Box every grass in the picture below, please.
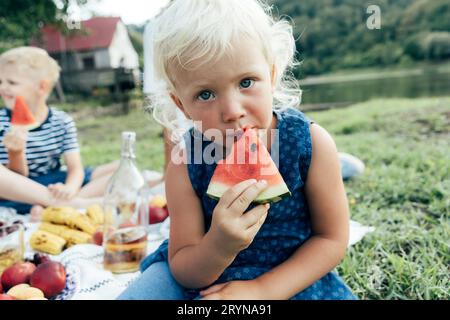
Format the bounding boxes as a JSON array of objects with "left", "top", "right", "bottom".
[
  {"left": 60, "top": 96, "right": 449, "bottom": 300},
  {"left": 76, "top": 107, "right": 165, "bottom": 171},
  {"left": 307, "top": 96, "right": 449, "bottom": 300}
]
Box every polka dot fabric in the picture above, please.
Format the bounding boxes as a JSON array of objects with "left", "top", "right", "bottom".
[{"left": 140, "top": 107, "right": 357, "bottom": 300}]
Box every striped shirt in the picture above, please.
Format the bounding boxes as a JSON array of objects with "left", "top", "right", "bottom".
[{"left": 0, "top": 107, "right": 79, "bottom": 178}]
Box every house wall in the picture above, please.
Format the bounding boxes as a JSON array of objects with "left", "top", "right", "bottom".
[
  {"left": 52, "top": 52, "right": 79, "bottom": 71},
  {"left": 109, "top": 21, "right": 139, "bottom": 69},
  {"left": 53, "top": 50, "right": 111, "bottom": 71},
  {"left": 94, "top": 49, "right": 111, "bottom": 69}
]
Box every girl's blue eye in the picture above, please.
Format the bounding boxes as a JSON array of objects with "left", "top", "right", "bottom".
[
  {"left": 240, "top": 79, "right": 254, "bottom": 89},
  {"left": 198, "top": 90, "right": 214, "bottom": 101}
]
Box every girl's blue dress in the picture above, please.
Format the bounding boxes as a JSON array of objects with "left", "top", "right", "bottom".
[{"left": 141, "top": 107, "right": 357, "bottom": 300}]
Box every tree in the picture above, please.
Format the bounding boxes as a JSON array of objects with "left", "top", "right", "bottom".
[
  {"left": 0, "top": 0, "right": 92, "bottom": 49},
  {"left": 422, "top": 32, "right": 450, "bottom": 61}
]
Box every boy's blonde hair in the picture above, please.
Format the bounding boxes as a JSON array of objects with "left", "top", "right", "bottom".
[
  {"left": 0, "top": 46, "right": 61, "bottom": 88},
  {"left": 148, "top": 0, "right": 301, "bottom": 142}
]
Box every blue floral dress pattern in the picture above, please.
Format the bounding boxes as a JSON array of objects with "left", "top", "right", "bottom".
[{"left": 140, "top": 107, "right": 357, "bottom": 300}]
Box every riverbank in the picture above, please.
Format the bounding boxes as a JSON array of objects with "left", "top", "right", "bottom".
[{"left": 300, "top": 61, "right": 450, "bottom": 85}]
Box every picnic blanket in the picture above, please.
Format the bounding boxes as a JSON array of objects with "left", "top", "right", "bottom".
[
  {"left": 19, "top": 217, "right": 374, "bottom": 300},
  {"left": 2, "top": 170, "right": 375, "bottom": 300}
]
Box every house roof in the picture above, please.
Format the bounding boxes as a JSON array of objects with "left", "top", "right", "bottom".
[{"left": 33, "top": 17, "right": 121, "bottom": 53}]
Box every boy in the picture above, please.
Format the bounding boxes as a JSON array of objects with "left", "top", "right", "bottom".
[{"left": 0, "top": 46, "right": 117, "bottom": 214}]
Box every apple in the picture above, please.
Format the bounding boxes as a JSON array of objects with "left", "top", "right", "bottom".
[
  {"left": 0, "top": 280, "right": 2, "bottom": 293},
  {"left": 32, "top": 253, "right": 51, "bottom": 266},
  {"left": 30, "top": 261, "right": 66, "bottom": 298},
  {"left": 149, "top": 206, "right": 169, "bottom": 224},
  {"left": 92, "top": 230, "right": 103, "bottom": 246},
  {"left": 0, "top": 293, "right": 15, "bottom": 300},
  {"left": 150, "top": 195, "right": 167, "bottom": 208},
  {"left": 7, "top": 284, "right": 45, "bottom": 300},
  {"left": 1, "top": 262, "right": 36, "bottom": 291}
]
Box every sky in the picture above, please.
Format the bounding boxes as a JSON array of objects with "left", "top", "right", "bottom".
[{"left": 73, "top": 0, "right": 170, "bottom": 25}]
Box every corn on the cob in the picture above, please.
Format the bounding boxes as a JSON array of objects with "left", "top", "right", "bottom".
[
  {"left": 39, "top": 222, "right": 92, "bottom": 246},
  {"left": 41, "top": 206, "right": 96, "bottom": 235},
  {"left": 29, "top": 230, "right": 66, "bottom": 255},
  {"left": 65, "top": 214, "right": 96, "bottom": 235},
  {"left": 41, "top": 206, "right": 78, "bottom": 225},
  {"left": 86, "top": 204, "right": 104, "bottom": 225},
  {"left": 38, "top": 222, "right": 68, "bottom": 235}
]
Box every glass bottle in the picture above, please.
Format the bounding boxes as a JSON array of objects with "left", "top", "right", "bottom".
[{"left": 103, "top": 131, "right": 147, "bottom": 273}]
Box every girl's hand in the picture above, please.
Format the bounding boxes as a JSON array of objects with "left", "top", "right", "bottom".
[
  {"left": 48, "top": 183, "right": 78, "bottom": 200},
  {"left": 209, "top": 179, "right": 270, "bottom": 257},
  {"left": 3, "top": 128, "right": 27, "bottom": 154},
  {"left": 200, "top": 280, "right": 263, "bottom": 300}
]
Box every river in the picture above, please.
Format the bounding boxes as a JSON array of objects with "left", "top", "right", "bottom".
[{"left": 299, "top": 67, "right": 450, "bottom": 110}]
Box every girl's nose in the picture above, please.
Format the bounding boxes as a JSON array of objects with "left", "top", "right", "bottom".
[{"left": 221, "top": 97, "right": 246, "bottom": 123}]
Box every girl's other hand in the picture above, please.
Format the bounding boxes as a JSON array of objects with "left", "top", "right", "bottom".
[
  {"left": 209, "top": 179, "right": 270, "bottom": 256},
  {"left": 200, "top": 280, "right": 263, "bottom": 300}
]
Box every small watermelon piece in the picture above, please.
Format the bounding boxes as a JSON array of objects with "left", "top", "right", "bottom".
[
  {"left": 206, "top": 128, "right": 291, "bottom": 204},
  {"left": 11, "top": 96, "right": 38, "bottom": 130}
]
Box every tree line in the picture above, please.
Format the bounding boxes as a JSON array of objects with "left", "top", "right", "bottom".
[
  {"left": 270, "top": 0, "right": 450, "bottom": 76},
  {"left": 2, "top": 0, "right": 449, "bottom": 77}
]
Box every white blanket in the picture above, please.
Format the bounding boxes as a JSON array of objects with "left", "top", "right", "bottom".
[
  {"left": 20, "top": 217, "right": 374, "bottom": 300},
  {"left": 3, "top": 172, "right": 375, "bottom": 300}
]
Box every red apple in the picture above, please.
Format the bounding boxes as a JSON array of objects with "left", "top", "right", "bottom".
[
  {"left": 149, "top": 206, "right": 169, "bottom": 224},
  {"left": 1, "top": 262, "right": 36, "bottom": 291},
  {"left": 30, "top": 261, "right": 66, "bottom": 298},
  {"left": 92, "top": 230, "right": 103, "bottom": 246},
  {"left": 0, "top": 280, "right": 3, "bottom": 293},
  {"left": 0, "top": 293, "right": 15, "bottom": 300},
  {"left": 32, "top": 253, "right": 51, "bottom": 266}
]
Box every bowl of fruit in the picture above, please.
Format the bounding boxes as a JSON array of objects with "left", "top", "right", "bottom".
[{"left": 0, "top": 253, "right": 78, "bottom": 300}]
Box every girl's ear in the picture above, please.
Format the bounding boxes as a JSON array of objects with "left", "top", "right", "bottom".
[
  {"left": 170, "top": 93, "right": 191, "bottom": 119},
  {"left": 270, "top": 64, "right": 277, "bottom": 92}
]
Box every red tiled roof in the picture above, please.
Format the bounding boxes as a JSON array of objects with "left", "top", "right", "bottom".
[{"left": 33, "top": 17, "right": 121, "bottom": 53}]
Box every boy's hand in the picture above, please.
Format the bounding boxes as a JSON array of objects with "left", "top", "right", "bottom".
[
  {"left": 48, "top": 183, "right": 78, "bottom": 200},
  {"left": 209, "top": 179, "right": 270, "bottom": 257},
  {"left": 3, "top": 128, "right": 27, "bottom": 154},
  {"left": 30, "top": 205, "right": 44, "bottom": 223}
]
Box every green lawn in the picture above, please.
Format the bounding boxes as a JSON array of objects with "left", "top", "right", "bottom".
[
  {"left": 69, "top": 96, "right": 449, "bottom": 300},
  {"left": 308, "top": 97, "right": 449, "bottom": 299}
]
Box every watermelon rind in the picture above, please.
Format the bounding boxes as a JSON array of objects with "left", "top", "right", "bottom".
[{"left": 206, "top": 182, "right": 291, "bottom": 205}]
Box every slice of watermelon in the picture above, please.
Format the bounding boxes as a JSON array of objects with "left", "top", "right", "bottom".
[
  {"left": 11, "top": 96, "right": 38, "bottom": 130},
  {"left": 206, "top": 128, "right": 291, "bottom": 204}
]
